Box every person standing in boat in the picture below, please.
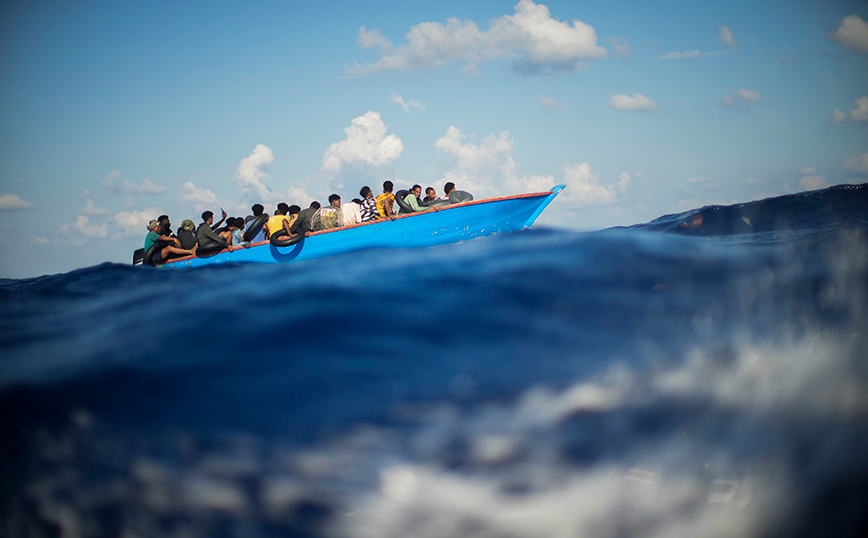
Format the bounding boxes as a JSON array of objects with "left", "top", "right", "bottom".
[
  {"left": 145, "top": 219, "right": 197, "bottom": 263},
  {"left": 376, "top": 180, "right": 397, "bottom": 220},
  {"left": 196, "top": 210, "right": 232, "bottom": 251},
  {"left": 359, "top": 186, "right": 378, "bottom": 222}
]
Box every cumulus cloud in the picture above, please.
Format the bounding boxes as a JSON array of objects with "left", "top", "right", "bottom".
[
  {"left": 322, "top": 111, "right": 403, "bottom": 173},
  {"left": 716, "top": 24, "right": 738, "bottom": 49},
  {"left": 0, "top": 193, "right": 33, "bottom": 210},
  {"left": 389, "top": 91, "right": 426, "bottom": 113},
  {"left": 123, "top": 177, "right": 167, "bottom": 195},
  {"left": 799, "top": 166, "right": 827, "bottom": 191},
  {"left": 103, "top": 170, "right": 122, "bottom": 193},
  {"left": 832, "top": 96, "right": 868, "bottom": 122},
  {"left": 233, "top": 143, "right": 280, "bottom": 202},
  {"left": 180, "top": 181, "right": 220, "bottom": 212},
  {"left": 845, "top": 151, "right": 868, "bottom": 173},
  {"left": 80, "top": 200, "right": 107, "bottom": 215},
  {"left": 540, "top": 96, "right": 563, "bottom": 112},
  {"left": 608, "top": 93, "right": 657, "bottom": 111},
  {"left": 347, "top": 0, "right": 611, "bottom": 76},
  {"left": 58, "top": 215, "right": 108, "bottom": 243},
  {"left": 828, "top": 14, "right": 868, "bottom": 53},
  {"left": 113, "top": 208, "right": 163, "bottom": 238},
  {"left": 434, "top": 125, "right": 629, "bottom": 207}
]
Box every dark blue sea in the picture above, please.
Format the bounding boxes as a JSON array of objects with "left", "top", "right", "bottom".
[{"left": 2, "top": 184, "right": 867, "bottom": 538}]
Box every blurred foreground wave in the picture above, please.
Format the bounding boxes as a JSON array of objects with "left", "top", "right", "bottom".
[{"left": 1, "top": 185, "right": 867, "bottom": 537}]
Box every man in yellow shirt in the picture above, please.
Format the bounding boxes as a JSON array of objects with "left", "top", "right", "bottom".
[
  {"left": 266, "top": 203, "right": 297, "bottom": 241},
  {"left": 375, "top": 180, "right": 397, "bottom": 221}
]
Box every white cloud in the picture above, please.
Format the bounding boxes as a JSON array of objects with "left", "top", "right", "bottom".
[
  {"left": 434, "top": 126, "right": 630, "bottom": 207},
  {"left": 180, "top": 181, "right": 220, "bottom": 212},
  {"left": 33, "top": 236, "right": 48, "bottom": 245},
  {"left": 59, "top": 215, "right": 108, "bottom": 243},
  {"left": 721, "top": 96, "right": 738, "bottom": 107},
  {"left": 82, "top": 189, "right": 91, "bottom": 196},
  {"left": 540, "top": 96, "right": 563, "bottom": 112},
  {"left": 234, "top": 143, "right": 279, "bottom": 201},
  {"left": 113, "top": 208, "right": 162, "bottom": 238},
  {"left": 716, "top": 24, "right": 738, "bottom": 49},
  {"left": 347, "top": 0, "right": 610, "bottom": 76},
  {"left": 799, "top": 166, "right": 827, "bottom": 190},
  {"left": 845, "top": 151, "right": 868, "bottom": 173},
  {"left": 322, "top": 111, "right": 403, "bottom": 173},
  {"left": 0, "top": 193, "right": 33, "bottom": 210},
  {"left": 608, "top": 93, "right": 658, "bottom": 111},
  {"left": 123, "top": 177, "right": 167, "bottom": 195},
  {"left": 103, "top": 169, "right": 122, "bottom": 193},
  {"left": 735, "top": 89, "right": 761, "bottom": 102},
  {"left": 828, "top": 14, "right": 868, "bottom": 53},
  {"left": 80, "top": 200, "right": 107, "bottom": 215},
  {"left": 659, "top": 50, "right": 701, "bottom": 60},
  {"left": 389, "top": 91, "right": 426, "bottom": 113},
  {"left": 832, "top": 96, "right": 868, "bottom": 122},
  {"left": 602, "top": 37, "right": 631, "bottom": 57}
]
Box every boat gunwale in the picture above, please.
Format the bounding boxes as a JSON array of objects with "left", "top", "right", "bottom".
[{"left": 160, "top": 188, "right": 557, "bottom": 266}]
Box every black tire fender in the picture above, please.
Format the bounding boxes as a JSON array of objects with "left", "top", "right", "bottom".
[
  {"left": 243, "top": 214, "right": 269, "bottom": 242},
  {"left": 269, "top": 229, "right": 303, "bottom": 247}
]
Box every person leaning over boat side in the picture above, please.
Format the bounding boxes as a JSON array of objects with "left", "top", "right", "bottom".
[
  {"left": 197, "top": 210, "right": 232, "bottom": 251},
  {"left": 177, "top": 219, "right": 198, "bottom": 250},
  {"left": 244, "top": 204, "right": 267, "bottom": 243},
  {"left": 376, "top": 180, "right": 397, "bottom": 221},
  {"left": 290, "top": 201, "right": 321, "bottom": 237},
  {"left": 265, "top": 203, "right": 296, "bottom": 241},
  {"left": 342, "top": 196, "right": 362, "bottom": 226},
  {"left": 312, "top": 194, "right": 344, "bottom": 231},
  {"left": 359, "top": 186, "right": 378, "bottom": 222},
  {"left": 400, "top": 184, "right": 432, "bottom": 213},
  {"left": 145, "top": 219, "right": 197, "bottom": 263}
]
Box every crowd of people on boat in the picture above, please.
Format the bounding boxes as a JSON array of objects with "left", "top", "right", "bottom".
[{"left": 141, "top": 181, "right": 473, "bottom": 264}]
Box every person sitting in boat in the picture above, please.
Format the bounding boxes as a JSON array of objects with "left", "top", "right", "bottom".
[
  {"left": 176, "top": 219, "right": 198, "bottom": 250},
  {"left": 443, "top": 182, "right": 474, "bottom": 204},
  {"left": 376, "top": 181, "right": 397, "bottom": 221},
  {"left": 312, "top": 194, "right": 344, "bottom": 231},
  {"left": 290, "top": 201, "right": 321, "bottom": 237},
  {"left": 342, "top": 197, "right": 362, "bottom": 226},
  {"left": 229, "top": 217, "right": 250, "bottom": 249},
  {"left": 359, "top": 186, "right": 378, "bottom": 222},
  {"left": 399, "top": 184, "right": 432, "bottom": 214},
  {"left": 422, "top": 187, "right": 439, "bottom": 206},
  {"left": 145, "top": 219, "right": 197, "bottom": 263},
  {"left": 243, "top": 204, "right": 267, "bottom": 243},
  {"left": 196, "top": 210, "right": 232, "bottom": 252},
  {"left": 265, "top": 202, "right": 296, "bottom": 242}
]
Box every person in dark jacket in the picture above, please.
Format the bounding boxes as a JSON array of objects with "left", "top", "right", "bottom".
[
  {"left": 196, "top": 210, "right": 232, "bottom": 251},
  {"left": 176, "top": 219, "right": 198, "bottom": 250},
  {"left": 290, "top": 201, "right": 321, "bottom": 237}
]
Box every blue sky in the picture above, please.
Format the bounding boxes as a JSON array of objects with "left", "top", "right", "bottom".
[{"left": 1, "top": 0, "right": 866, "bottom": 278}]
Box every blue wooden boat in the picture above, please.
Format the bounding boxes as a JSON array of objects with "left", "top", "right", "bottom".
[{"left": 160, "top": 185, "right": 565, "bottom": 268}]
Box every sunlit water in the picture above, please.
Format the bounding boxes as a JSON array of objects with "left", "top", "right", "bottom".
[{"left": 1, "top": 184, "right": 867, "bottom": 537}]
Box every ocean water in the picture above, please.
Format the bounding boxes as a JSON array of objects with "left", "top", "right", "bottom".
[{"left": 1, "top": 184, "right": 867, "bottom": 537}]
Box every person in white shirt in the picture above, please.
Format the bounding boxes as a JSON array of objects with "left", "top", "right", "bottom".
[{"left": 342, "top": 197, "right": 362, "bottom": 226}]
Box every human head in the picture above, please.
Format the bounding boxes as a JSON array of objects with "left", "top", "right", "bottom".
[
  {"left": 289, "top": 205, "right": 301, "bottom": 215},
  {"left": 252, "top": 204, "right": 264, "bottom": 216},
  {"left": 276, "top": 202, "right": 289, "bottom": 215},
  {"left": 202, "top": 210, "right": 214, "bottom": 224},
  {"left": 425, "top": 187, "right": 436, "bottom": 200},
  {"left": 360, "top": 186, "right": 372, "bottom": 199},
  {"left": 383, "top": 180, "right": 393, "bottom": 193},
  {"left": 444, "top": 182, "right": 455, "bottom": 196},
  {"left": 411, "top": 184, "right": 422, "bottom": 196},
  {"left": 158, "top": 214, "right": 171, "bottom": 234},
  {"left": 328, "top": 193, "right": 341, "bottom": 206},
  {"left": 227, "top": 217, "right": 238, "bottom": 230},
  {"left": 310, "top": 201, "right": 321, "bottom": 209},
  {"left": 181, "top": 219, "right": 195, "bottom": 232},
  {"left": 148, "top": 219, "right": 160, "bottom": 231}
]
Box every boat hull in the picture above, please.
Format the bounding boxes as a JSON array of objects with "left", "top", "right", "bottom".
[{"left": 162, "top": 185, "right": 564, "bottom": 268}]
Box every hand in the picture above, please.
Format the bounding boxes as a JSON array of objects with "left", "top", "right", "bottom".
[{"left": 221, "top": 208, "right": 227, "bottom": 219}]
